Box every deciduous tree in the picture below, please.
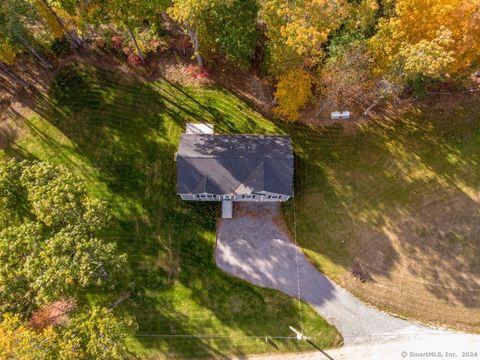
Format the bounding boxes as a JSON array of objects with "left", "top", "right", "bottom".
[
  {"left": 0, "top": 36, "right": 19, "bottom": 65},
  {"left": 0, "top": 160, "right": 126, "bottom": 314},
  {"left": 0, "top": 308, "right": 135, "bottom": 360},
  {"left": 259, "top": 0, "right": 349, "bottom": 75},
  {"left": 0, "top": 0, "right": 54, "bottom": 69},
  {"left": 59, "top": 306, "right": 136, "bottom": 360},
  {"left": 101, "top": 0, "right": 168, "bottom": 62},
  {"left": 31, "top": 0, "right": 66, "bottom": 39},
  {"left": 0, "top": 313, "right": 59, "bottom": 360},
  {"left": 168, "top": 0, "right": 210, "bottom": 67},
  {"left": 319, "top": 43, "right": 378, "bottom": 113},
  {"left": 369, "top": 0, "right": 480, "bottom": 78},
  {"left": 203, "top": 0, "right": 259, "bottom": 68},
  {"left": 273, "top": 68, "right": 312, "bottom": 121}
]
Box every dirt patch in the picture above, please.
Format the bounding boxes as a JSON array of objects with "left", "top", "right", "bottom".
[
  {"left": 234, "top": 202, "right": 273, "bottom": 218},
  {"left": 0, "top": 121, "right": 18, "bottom": 150}
]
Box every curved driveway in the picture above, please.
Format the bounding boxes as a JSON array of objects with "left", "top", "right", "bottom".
[{"left": 215, "top": 203, "right": 473, "bottom": 349}]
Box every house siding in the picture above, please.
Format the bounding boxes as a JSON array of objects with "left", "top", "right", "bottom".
[
  {"left": 180, "top": 194, "right": 195, "bottom": 200},
  {"left": 178, "top": 193, "right": 289, "bottom": 202}
]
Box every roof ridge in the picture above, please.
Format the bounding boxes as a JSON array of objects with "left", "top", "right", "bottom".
[
  {"left": 176, "top": 156, "right": 292, "bottom": 159},
  {"left": 181, "top": 134, "right": 289, "bottom": 136},
  {"left": 233, "top": 160, "right": 265, "bottom": 194}
]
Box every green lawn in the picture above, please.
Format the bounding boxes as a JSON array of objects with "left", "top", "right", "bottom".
[
  {"left": 282, "top": 97, "right": 480, "bottom": 331},
  {"left": 9, "top": 61, "right": 479, "bottom": 355},
  {"left": 7, "top": 64, "right": 341, "bottom": 358}
]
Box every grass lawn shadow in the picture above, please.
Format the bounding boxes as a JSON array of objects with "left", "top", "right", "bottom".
[
  {"left": 279, "top": 98, "right": 480, "bottom": 332},
  {"left": 6, "top": 62, "right": 341, "bottom": 358}
]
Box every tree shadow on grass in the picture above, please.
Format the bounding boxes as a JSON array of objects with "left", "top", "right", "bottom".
[
  {"left": 278, "top": 105, "right": 480, "bottom": 317},
  {"left": 121, "top": 290, "right": 232, "bottom": 358},
  {"left": 277, "top": 121, "right": 400, "bottom": 278},
  {"left": 0, "top": 115, "right": 22, "bottom": 159},
  {"left": 365, "top": 108, "right": 480, "bottom": 308}
]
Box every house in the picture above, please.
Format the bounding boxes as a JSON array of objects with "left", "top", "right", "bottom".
[{"left": 176, "top": 123, "right": 294, "bottom": 218}]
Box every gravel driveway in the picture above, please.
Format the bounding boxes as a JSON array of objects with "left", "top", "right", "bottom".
[{"left": 215, "top": 203, "right": 456, "bottom": 347}]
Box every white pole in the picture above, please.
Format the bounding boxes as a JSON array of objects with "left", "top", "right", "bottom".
[{"left": 289, "top": 326, "right": 310, "bottom": 340}]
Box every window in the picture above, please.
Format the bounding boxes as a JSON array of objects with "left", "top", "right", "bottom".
[
  {"left": 268, "top": 195, "right": 281, "bottom": 199},
  {"left": 242, "top": 194, "right": 255, "bottom": 199},
  {"left": 199, "top": 194, "right": 216, "bottom": 199}
]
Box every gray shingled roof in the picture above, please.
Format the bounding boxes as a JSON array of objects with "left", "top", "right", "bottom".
[{"left": 176, "top": 134, "right": 293, "bottom": 196}]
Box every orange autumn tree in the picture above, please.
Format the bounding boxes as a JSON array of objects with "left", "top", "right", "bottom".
[
  {"left": 29, "top": 299, "right": 76, "bottom": 330},
  {"left": 274, "top": 68, "right": 312, "bottom": 121},
  {"left": 369, "top": 0, "right": 480, "bottom": 78}
]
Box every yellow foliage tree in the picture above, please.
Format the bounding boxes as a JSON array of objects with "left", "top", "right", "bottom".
[
  {"left": 369, "top": 0, "right": 480, "bottom": 77},
  {"left": 0, "top": 314, "right": 59, "bottom": 360},
  {"left": 274, "top": 68, "right": 312, "bottom": 121},
  {"left": 260, "top": 0, "right": 349, "bottom": 74},
  {"left": 31, "top": 0, "right": 64, "bottom": 39},
  {"left": 346, "top": 0, "right": 379, "bottom": 33},
  {"left": 399, "top": 27, "right": 455, "bottom": 77},
  {"left": 0, "top": 35, "right": 19, "bottom": 65}
]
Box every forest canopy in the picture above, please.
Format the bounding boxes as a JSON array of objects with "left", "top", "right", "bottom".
[
  {"left": 0, "top": 157, "right": 133, "bottom": 359},
  {"left": 1, "top": 0, "right": 479, "bottom": 119}
]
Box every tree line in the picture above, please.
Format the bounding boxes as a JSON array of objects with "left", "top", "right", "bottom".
[
  {"left": 0, "top": 157, "right": 134, "bottom": 359},
  {"left": 1, "top": 0, "right": 480, "bottom": 119}
]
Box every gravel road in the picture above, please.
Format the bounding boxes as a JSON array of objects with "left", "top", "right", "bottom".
[{"left": 215, "top": 203, "right": 479, "bottom": 355}]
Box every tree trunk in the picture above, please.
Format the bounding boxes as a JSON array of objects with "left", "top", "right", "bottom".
[
  {"left": 108, "top": 292, "right": 131, "bottom": 309},
  {"left": 38, "top": 0, "right": 80, "bottom": 48},
  {"left": 363, "top": 99, "right": 379, "bottom": 115},
  {"left": 0, "top": 62, "right": 32, "bottom": 89},
  {"left": 189, "top": 29, "right": 203, "bottom": 67},
  {"left": 69, "top": 28, "right": 85, "bottom": 47},
  {"left": 16, "top": 35, "right": 54, "bottom": 70},
  {"left": 126, "top": 26, "right": 145, "bottom": 63}
]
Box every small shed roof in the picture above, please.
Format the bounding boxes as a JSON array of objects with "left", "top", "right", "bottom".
[{"left": 185, "top": 123, "right": 214, "bottom": 134}]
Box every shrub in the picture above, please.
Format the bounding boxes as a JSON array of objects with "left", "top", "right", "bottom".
[
  {"left": 101, "top": 29, "right": 114, "bottom": 49},
  {"left": 186, "top": 64, "right": 209, "bottom": 79},
  {"left": 0, "top": 38, "right": 19, "bottom": 65},
  {"left": 137, "top": 28, "right": 164, "bottom": 55},
  {"left": 111, "top": 34, "right": 124, "bottom": 50},
  {"left": 127, "top": 53, "right": 143, "bottom": 66},
  {"left": 49, "top": 38, "right": 71, "bottom": 57}
]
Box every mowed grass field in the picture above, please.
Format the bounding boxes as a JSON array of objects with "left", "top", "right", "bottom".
[
  {"left": 283, "top": 96, "right": 480, "bottom": 332},
  {"left": 4, "top": 61, "right": 480, "bottom": 359},
  {"left": 4, "top": 63, "right": 341, "bottom": 358}
]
